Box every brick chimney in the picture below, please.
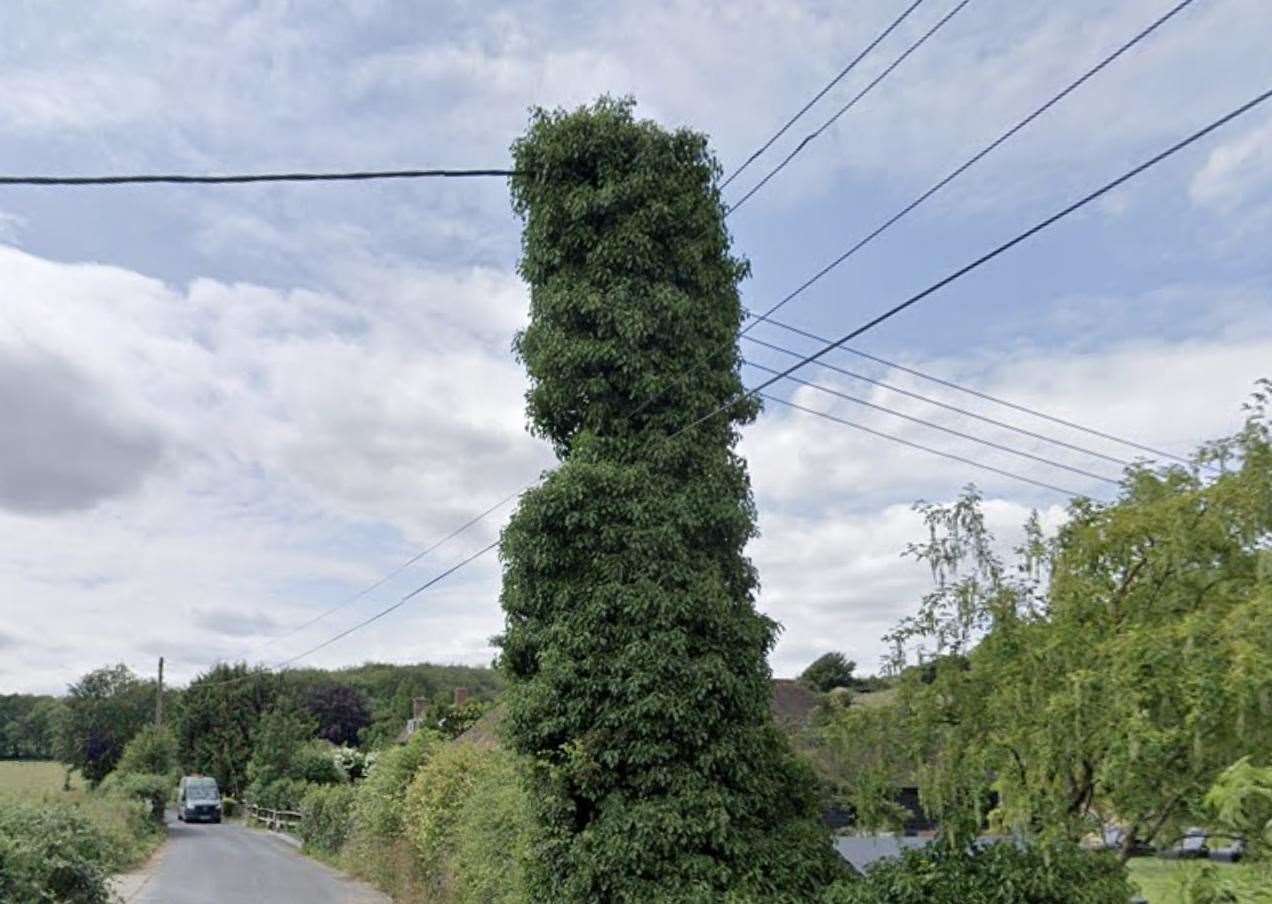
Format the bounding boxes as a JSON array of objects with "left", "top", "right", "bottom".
[
  {"left": 412, "top": 696, "right": 428, "bottom": 719},
  {"left": 453, "top": 687, "right": 470, "bottom": 707}
]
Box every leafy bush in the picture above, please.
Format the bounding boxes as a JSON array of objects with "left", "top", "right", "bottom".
[
  {"left": 341, "top": 731, "right": 439, "bottom": 897},
  {"left": 352, "top": 729, "right": 438, "bottom": 842},
  {"left": 820, "top": 840, "right": 1131, "bottom": 904},
  {"left": 247, "top": 777, "right": 313, "bottom": 811},
  {"left": 100, "top": 771, "right": 170, "bottom": 823},
  {"left": 405, "top": 742, "right": 492, "bottom": 885},
  {"left": 450, "top": 750, "right": 535, "bottom": 904},
  {"left": 800, "top": 652, "right": 858, "bottom": 693},
  {"left": 300, "top": 784, "right": 359, "bottom": 855},
  {"left": 114, "top": 725, "right": 178, "bottom": 776},
  {"left": 0, "top": 800, "right": 114, "bottom": 904},
  {"left": 292, "top": 741, "right": 343, "bottom": 785},
  {"left": 0, "top": 794, "right": 160, "bottom": 904},
  {"left": 332, "top": 745, "right": 377, "bottom": 782}
]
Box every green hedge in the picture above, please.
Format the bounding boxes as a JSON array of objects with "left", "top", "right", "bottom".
[
  {"left": 0, "top": 795, "right": 159, "bottom": 904},
  {"left": 300, "top": 784, "right": 358, "bottom": 855},
  {"left": 820, "top": 840, "right": 1132, "bottom": 904},
  {"left": 99, "top": 771, "right": 170, "bottom": 823}
]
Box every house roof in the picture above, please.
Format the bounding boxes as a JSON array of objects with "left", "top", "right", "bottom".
[{"left": 450, "top": 679, "right": 822, "bottom": 749}]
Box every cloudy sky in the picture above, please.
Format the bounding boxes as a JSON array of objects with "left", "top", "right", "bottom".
[{"left": 2, "top": 0, "right": 1270, "bottom": 694}]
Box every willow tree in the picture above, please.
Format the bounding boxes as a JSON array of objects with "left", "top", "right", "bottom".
[{"left": 498, "top": 98, "right": 839, "bottom": 902}]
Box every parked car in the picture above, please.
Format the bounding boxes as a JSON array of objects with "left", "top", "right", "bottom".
[{"left": 177, "top": 775, "right": 223, "bottom": 823}]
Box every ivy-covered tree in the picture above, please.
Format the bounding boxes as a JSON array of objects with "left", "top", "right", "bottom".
[{"left": 498, "top": 98, "right": 840, "bottom": 903}]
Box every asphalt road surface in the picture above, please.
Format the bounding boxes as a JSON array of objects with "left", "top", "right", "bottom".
[{"left": 124, "top": 814, "right": 389, "bottom": 904}]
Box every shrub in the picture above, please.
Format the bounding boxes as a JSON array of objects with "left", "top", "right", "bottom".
[
  {"left": 248, "top": 777, "right": 313, "bottom": 812},
  {"left": 100, "top": 771, "right": 169, "bottom": 823},
  {"left": 292, "top": 741, "right": 343, "bottom": 785},
  {"left": 114, "top": 725, "right": 178, "bottom": 776},
  {"left": 300, "top": 784, "right": 359, "bottom": 855},
  {"left": 342, "top": 731, "right": 440, "bottom": 897},
  {"left": 451, "top": 750, "right": 535, "bottom": 904},
  {"left": 0, "top": 801, "right": 112, "bottom": 904},
  {"left": 820, "top": 840, "right": 1132, "bottom": 904},
  {"left": 353, "top": 730, "right": 438, "bottom": 842},
  {"left": 405, "top": 742, "right": 492, "bottom": 886}
]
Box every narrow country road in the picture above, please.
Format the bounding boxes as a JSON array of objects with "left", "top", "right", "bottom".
[{"left": 120, "top": 813, "right": 390, "bottom": 904}]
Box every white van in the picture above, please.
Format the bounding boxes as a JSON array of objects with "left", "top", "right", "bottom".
[{"left": 177, "top": 775, "right": 223, "bottom": 823}]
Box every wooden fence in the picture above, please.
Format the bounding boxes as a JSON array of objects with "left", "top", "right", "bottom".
[{"left": 246, "top": 803, "right": 302, "bottom": 834}]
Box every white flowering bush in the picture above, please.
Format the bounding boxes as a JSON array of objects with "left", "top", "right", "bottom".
[{"left": 332, "top": 745, "right": 376, "bottom": 782}]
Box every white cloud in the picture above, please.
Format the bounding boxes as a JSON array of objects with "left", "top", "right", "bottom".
[{"left": 1190, "top": 113, "right": 1272, "bottom": 213}]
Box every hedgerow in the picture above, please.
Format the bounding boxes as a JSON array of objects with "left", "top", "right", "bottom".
[{"left": 819, "top": 841, "right": 1132, "bottom": 904}]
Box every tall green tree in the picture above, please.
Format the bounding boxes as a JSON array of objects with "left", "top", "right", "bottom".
[
  {"left": 832, "top": 387, "right": 1272, "bottom": 854},
  {"left": 59, "top": 664, "right": 153, "bottom": 783},
  {"left": 498, "top": 98, "right": 840, "bottom": 902},
  {"left": 177, "top": 663, "right": 276, "bottom": 797}
]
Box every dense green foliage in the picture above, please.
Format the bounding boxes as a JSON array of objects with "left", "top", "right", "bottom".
[
  {"left": 0, "top": 800, "right": 116, "bottom": 904},
  {"left": 279, "top": 662, "right": 502, "bottom": 749},
  {"left": 178, "top": 663, "right": 276, "bottom": 797},
  {"left": 824, "top": 392, "right": 1272, "bottom": 855},
  {"left": 300, "top": 783, "right": 359, "bottom": 855},
  {"left": 449, "top": 749, "right": 536, "bottom": 904},
  {"left": 299, "top": 682, "right": 371, "bottom": 747},
  {"left": 0, "top": 694, "right": 65, "bottom": 759},
  {"left": 820, "top": 841, "right": 1132, "bottom": 904},
  {"left": 499, "top": 97, "right": 839, "bottom": 901},
  {"left": 799, "top": 653, "right": 858, "bottom": 693},
  {"left": 326, "top": 734, "right": 536, "bottom": 904},
  {"left": 114, "top": 726, "right": 177, "bottom": 777},
  {"left": 59, "top": 665, "right": 154, "bottom": 784},
  {"left": 0, "top": 790, "right": 161, "bottom": 904}
]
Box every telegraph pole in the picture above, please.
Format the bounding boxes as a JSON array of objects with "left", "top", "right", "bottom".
[{"left": 155, "top": 656, "right": 164, "bottom": 728}]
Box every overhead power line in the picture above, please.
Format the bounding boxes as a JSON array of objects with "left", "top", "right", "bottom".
[
  {"left": 720, "top": 0, "right": 928, "bottom": 191},
  {"left": 727, "top": 0, "right": 974, "bottom": 215},
  {"left": 254, "top": 81, "right": 1271, "bottom": 663},
  {"left": 277, "top": 540, "right": 500, "bottom": 667},
  {"left": 680, "top": 85, "right": 1272, "bottom": 438},
  {"left": 743, "top": 358, "right": 1121, "bottom": 484},
  {"left": 761, "top": 393, "right": 1087, "bottom": 496},
  {"left": 264, "top": 489, "right": 520, "bottom": 646},
  {"left": 740, "top": 0, "right": 1199, "bottom": 334},
  {"left": 185, "top": 539, "right": 500, "bottom": 691},
  {"left": 0, "top": 168, "right": 517, "bottom": 187},
  {"left": 743, "top": 333, "right": 1132, "bottom": 467},
  {"left": 754, "top": 315, "right": 1198, "bottom": 468}
]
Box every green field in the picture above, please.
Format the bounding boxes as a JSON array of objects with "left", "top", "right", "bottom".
[
  {"left": 1128, "top": 858, "right": 1266, "bottom": 903},
  {"left": 0, "top": 759, "right": 83, "bottom": 797}
]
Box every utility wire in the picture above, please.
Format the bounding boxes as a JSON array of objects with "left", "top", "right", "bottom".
[
  {"left": 277, "top": 540, "right": 500, "bottom": 667},
  {"left": 185, "top": 539, "right": 500, "bottom": 691},
  {"left": 720, "top": 0, "right": 928, "bottom": 191},
  {"left": 743, "top": 333, "right": 1131, "bottom": 467},
  {"left": 740, "top": 0, "right": 1199, "bottom": 334},
  {"left": 679, "top": 85, "right": 1272, "bottom": 439},
  {"left": 254, "top": 80, "right": 1270, "bottom": 664},
  {"left": 0, "top": 168, "right": 517, "bottom": 186},
  {"left": 263, "top": 489, "right": 520, "bottom": 646},
  {"left": 727, "top": 0, "right": 973, "bottom": 215},
  {"left": 754, "top": 314, "right": 1199, "bottom": 468},
  {"left": 761, "top": 393, "right": 1088, "bottom": 497},
  {"left": 743, "top": 358, "right": 1121, "bottom": 483}
]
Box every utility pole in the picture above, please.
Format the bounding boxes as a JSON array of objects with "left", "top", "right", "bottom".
[{"left": 155, "top": 656, "right": 164, "bottom": 728}]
